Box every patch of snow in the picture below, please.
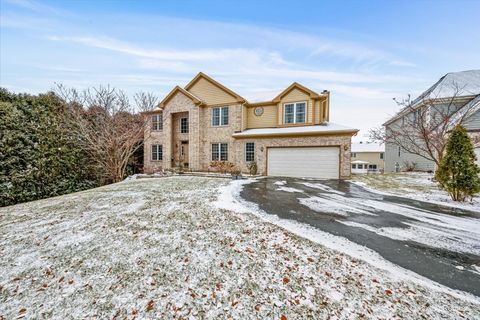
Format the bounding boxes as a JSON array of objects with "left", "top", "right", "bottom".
[
  {"left": 299, "top": 196, "right": 365, "bottom": 216},
  {"left": 276, "top": 186, "right": 304, "bottom": 193},
  {"left": 299, "top": 182, "right": 346, "bottom": 195},
  {"left": 351, "top": 142, "right": 384, "bottom": 153},
  {"left": 351, "top": 173, "right": 480, "bottom": 212},
  {"left": 273, "top": 180, "right": 286, "bottom": 186},
  {"left": 232, "top": 122, "right": 358, "bottom": 137},
  {"left": 214, "top": 180, "right": 480, "bottom": 304}
]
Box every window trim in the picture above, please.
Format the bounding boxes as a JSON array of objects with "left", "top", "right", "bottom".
[
  {"left": 180, "top": 117, "right": 189, "bottom": 133},
  {"left": 211, "top": 143, "right": 228, "bottom": 161},
  {"left": 212, "top": 106, "right": 229, "bottom": 127},
  {"left": 151, "top": 112, "right": 163, "bottom": 131},
  {"left": 151, "top": 144, "right": 163, "bottom": 161},
  {"left": 283, "top": 101, "right": 307, "bottom": 124},
  {"left": 245, "top": 142, "right": 255, "bottom": 162}
]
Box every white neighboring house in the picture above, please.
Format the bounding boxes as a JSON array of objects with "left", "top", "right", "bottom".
[
  {"left": 351, "top": 142, "right": 385, "bottom": 174},
  {"left": 383, "top": 70, "right": 480, "bottom": 173}
]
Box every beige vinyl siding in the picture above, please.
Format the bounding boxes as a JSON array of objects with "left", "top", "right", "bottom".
[
  {"left": 353, "top": 152, "right": 385, "bottom": 171},
  {"left": 187, "top": 77, "right": 238, "bottom": 105},
  {"left": 313, "top": 100, "right": 319, "bottom": 124},
  {"left": 278, "top": 88, "right": 313, "bottom": 124},
  {"left": 246, "top": 104, "right": 277, "bottom": 128}
]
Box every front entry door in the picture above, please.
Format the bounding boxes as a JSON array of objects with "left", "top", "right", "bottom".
[{"left": 181, "top": 141, "right": 189, "bottom": 168}]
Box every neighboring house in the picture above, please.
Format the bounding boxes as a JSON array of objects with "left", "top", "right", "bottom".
[
  {"left": 384, "top": 70, "right": 480, "bottom": 173},
  {"left": 143, "top": 72, "right": 358, "bottom": 179},
  {"left": 351, "top": 142, "right": 384, "bottom": 174}
]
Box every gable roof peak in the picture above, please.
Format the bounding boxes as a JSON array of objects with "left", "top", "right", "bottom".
[
  {"left": 272, "top": 82, "right": 323, "bottom": 102},
  {"left": 158, "top": 85, "right": 203, "bottom": 108},
  {"left": 184, "top": 72, "right": 245, "bottom": 102}
]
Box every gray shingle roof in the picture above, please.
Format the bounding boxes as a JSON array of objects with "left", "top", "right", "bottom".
[{"left": 384, "top": 70, "right": 480, "bottom": 126}]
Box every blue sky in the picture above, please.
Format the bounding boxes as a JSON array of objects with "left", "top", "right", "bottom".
[{"left": 1, "top": 0, "right": 479, "bottom": 138}]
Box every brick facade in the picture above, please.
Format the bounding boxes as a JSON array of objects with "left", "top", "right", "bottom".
[{"left": 143, "top": 76, "right": 356, "bottom": 178}]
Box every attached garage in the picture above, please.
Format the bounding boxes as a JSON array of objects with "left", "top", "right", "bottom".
[{"left": 267, "top": 146, "right": 340, "bottom": 179}]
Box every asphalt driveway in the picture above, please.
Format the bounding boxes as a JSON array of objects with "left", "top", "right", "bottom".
[{"left": 240, "top": 177, "right": 480, "bottom": 296}]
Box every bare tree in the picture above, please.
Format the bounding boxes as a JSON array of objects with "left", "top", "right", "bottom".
[
  {"left": 370, "top": 81, "right": 477, "bottom": 167},
  {"left": 56, "top": 85, "right": 157, "bottom": 183},
  {"left": 134, "top": 91, "right": 158, "bottom": 112}
]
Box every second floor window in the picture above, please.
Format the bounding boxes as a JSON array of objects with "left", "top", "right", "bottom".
[
  {"left": 152, "top": 113, "right": 163, "bottom": 131},
  {"left": 212, "top": 143, "right": 228, "bottom": 161},
  {"left": 151, "top": 144, "right": 163, "bottom": 161},
  {"left": 380, "top": 152, "right": 384, "bottom": 159},
  {"left": 212, "top": 107, "right": 229, "bottom": 126},
  {"left": 284, "top": 102, "right": 306, "bottom": 124},
  {"left": 180, "top": 117, "right": 189, "bottom": 133},
  {"left": 351, "top": 152, "right": 356, "bottom": 158}
]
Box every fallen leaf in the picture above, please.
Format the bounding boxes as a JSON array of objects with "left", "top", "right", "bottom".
[
  {"left": 58, "top": 276, "right": 64, "bottom": 283},
  {"left": 281, "top": 315, "right": 288, "bottom": 320},
  {"left": 385, "top": 289, "right": 393, "bottom": 295},
  {"left": 282, "top": 277, "right": 290, "bottom": 284},
  {"left": 18, "top": 308, "right": 26, "bottom": 314},
  {"left": 307, "top": 257, "right": 314, "bottom": 262},
  {"left": 146, "top": 300, "right": 154, "bottom": 311},
  {"left": 254, "top": 304, "right": 260, "bottom": 312}
]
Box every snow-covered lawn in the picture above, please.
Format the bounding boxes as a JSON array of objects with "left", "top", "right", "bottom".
[
  {"left": 352, "top": 172, "right": 480, "bottom": 212},
  {"left": 1, "top": 176, "right": 479, "bottom": 319}
]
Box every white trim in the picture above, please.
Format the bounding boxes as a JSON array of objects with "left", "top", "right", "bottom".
[
  {"left": 283, "top": 101, "right": 307, "bottom": 124},
  {"left": 151, "top": 144, "right": 163, "bottom": 161},
  {"left": 212, "top": 106, "right": 229, "bottom": 127},
  {"left": 211, "top": 142, "right": 228, "bottom": 161},
  {"left": 151, "top": 113, "right": 163, "bottom": 131},
  {"left": 245, "top": 141, "right": 255, "bottom": 162},
  {"left": 180, "top": 117, "right": 189, "bottom": 133}
]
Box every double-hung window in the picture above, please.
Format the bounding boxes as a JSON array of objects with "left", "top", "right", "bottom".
[
  {"left": 380, "top": 152, "right": 384, "bottom": 159},
  {"left": 284, "top": 102, "right": 306, "bottom": 124},
  {"left": 180, "top": 117, "right": 189, "bottom": 133},
  {"left": 245, "top": 142, "right": 255, "bottom": 162},
  {"left": 212, "top": 143, "right": 228, "bottom": 161},
  {"left": 351, "top": 152, "right": 357, "bottom": 158},
  {"left": 152, "top": 112, "right": 163, "bottom": 131},
  {"left": 151, "top": 145, "right": 163, "bottom": 161},
  {"left": 212, "top": 107, "right": 229, "bottom": 126}
]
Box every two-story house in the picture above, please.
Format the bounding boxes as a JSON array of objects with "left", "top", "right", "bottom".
[
  {"left": 351, "top": 142, "right": 385, "bottom": 174},
  {"left": 143, "top": 72, "right": 358, "bottom": 179},
  {"left": 384, "top": 70, "right": 480, "bottom": 173}
]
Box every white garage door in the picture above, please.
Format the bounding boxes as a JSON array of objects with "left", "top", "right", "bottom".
[{"left": 267, "top": 147, "right": 340, "bottom": 179}]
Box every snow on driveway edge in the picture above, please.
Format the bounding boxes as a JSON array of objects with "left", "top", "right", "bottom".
[{"left": 213, "top": 178, "right": 480, "bottom": 304}]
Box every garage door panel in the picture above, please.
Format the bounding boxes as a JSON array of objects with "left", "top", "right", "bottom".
[{"left": 267, "top": 147, "right": 339, "bottom": 179}]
